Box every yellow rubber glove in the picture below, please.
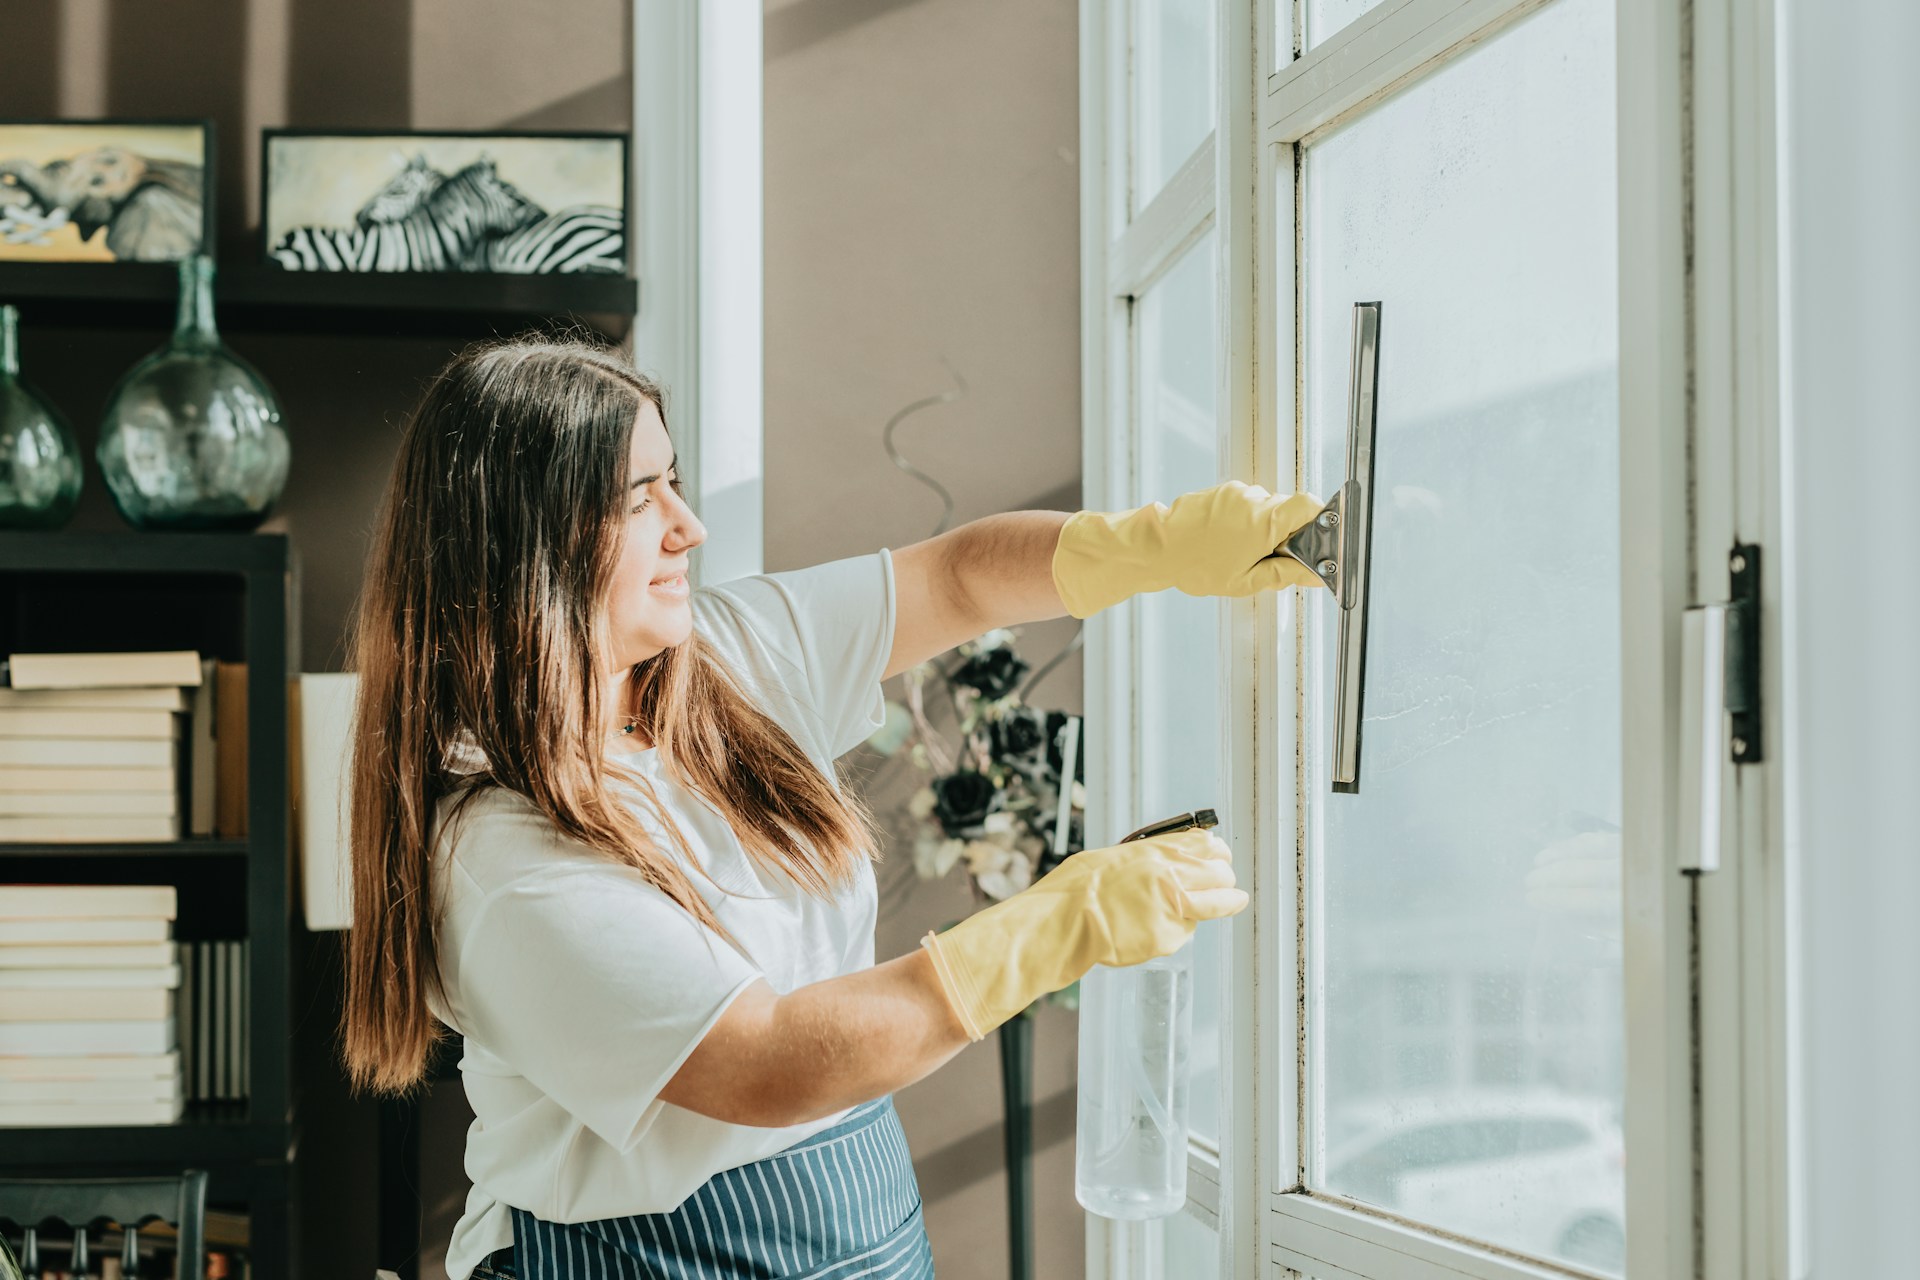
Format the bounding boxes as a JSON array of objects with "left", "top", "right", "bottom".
[
  {"left": 1050, "top": 480, "right": 1326, "bottom": 619},
  {"left": 921, "top": 828, "right": 1246, "bottom": 1041}
]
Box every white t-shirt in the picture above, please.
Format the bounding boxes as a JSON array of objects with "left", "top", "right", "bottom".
[{"left": 427, "top": 551, "right": 896, "bottom": 1280}]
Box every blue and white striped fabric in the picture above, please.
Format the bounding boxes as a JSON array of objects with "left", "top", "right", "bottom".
[{"left": 495, "top": 1098, "right": 935, "bottom": 1279}]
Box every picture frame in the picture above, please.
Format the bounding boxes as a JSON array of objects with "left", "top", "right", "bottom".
[
  {"left": 0, "top": 118, "right": 215, "bottom": 265},
  {"left": 259, "top": 128, "right": 631, "bottom": 277}
]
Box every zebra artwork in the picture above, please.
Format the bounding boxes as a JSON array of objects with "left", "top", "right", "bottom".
[{"left": 268, "top": 152, "right": 625, "bottom": 275}]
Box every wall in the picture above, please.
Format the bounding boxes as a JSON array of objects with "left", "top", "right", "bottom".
[
  {"left": 763, "top": 1, "right": 1086, "bottom": 1276},
  {"left": 6, "top": 0, "right": 1086, "bottom": 1276}
]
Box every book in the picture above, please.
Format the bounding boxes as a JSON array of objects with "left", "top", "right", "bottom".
[
  {"left": 0, "top": 814, "right": 183, "bottom": 842},
  {"left": 190, "top": 656, "right": 218, "bottom": 836},
  {"left": 0, "top": 1096, "right": 185, "bottom": 1125},
  {"left": 0, "top": 687, "right": 189, "bottom": 711},
  {"left": 0, "top": 942, "right": 175, "bottom": 968},
  {"left": 0, "top": 707, "right": 182, "bottom": 740},
  {"left": 0, "top": 964, "right": 180, "bottom": 989},
  {"left": 0, "top": 738, "right": 176, "bottom": 768},
  {"left": 215, "top": 661, "right": 248, "bottom": 838},
  {"left": 0, "top": 791, "right": 178, "bottom": 818},
  {"left": 0, "top": 986, "right": 174, "bottom": 1021},
  {"left": 0, "top": 1018, "right": 177, "bottom": 1055},
  {"left": 0, "top": 917, "right": 171, "bottom": 944},
  {"left": 295, "top": 672, "right": 357, "bottom": 930},
  {"left": 0, "top": 885, "right": 177, "bottom": 920},
  {"left": 0, "top": 765, "right": 175, "bottom": 793},
  {"left": 5, "top": 650, "right": 204, "bottom": 690},
  {"left": 0, "top": 1049, "right": 177, "bottom": 1080},
  {"left": 0, "top": 1072, "right": 181, "bottom": 1104}
]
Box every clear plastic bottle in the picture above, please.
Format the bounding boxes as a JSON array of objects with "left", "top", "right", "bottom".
[{"left": 1074, "top": 938, "right": 1195, "bottom": 1219}]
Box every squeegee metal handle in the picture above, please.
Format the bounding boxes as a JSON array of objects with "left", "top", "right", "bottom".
[{"left": 1276, "top": 302, "right": 1382, "bottom": 793}]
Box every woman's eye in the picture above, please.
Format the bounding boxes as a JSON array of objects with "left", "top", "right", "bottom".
[
  {"left": 631, "top": 497, "right": 651, "bottom": 515},
  {"left": 667, "top": 470, "right": 683, "bottom": 492}
]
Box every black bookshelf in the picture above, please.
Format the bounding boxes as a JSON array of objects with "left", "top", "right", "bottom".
[
  {"left": 0, "top": 531, "right": 299, "bottom": 1276},
  {"left": 0, "top": 261, "right": 639, "bottom": 340}
]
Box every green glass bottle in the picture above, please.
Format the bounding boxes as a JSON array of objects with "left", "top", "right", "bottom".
[
  {"left": 0, "top": 304, "right": 83, "bottom": 529},
  {"left": 97, "top": 256, "right": 289, "bottom": 531}
]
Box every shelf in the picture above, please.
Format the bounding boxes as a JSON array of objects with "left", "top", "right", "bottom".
[
  {"left": 0, "top": 260, "right": 638, "bottom": 340},
  {"left": 0, "top": 530, "right": 288, "bottom": 575},
  {"left": 0, "top": 838, "right": 248, "bottom": 860},
  {"left": 0, "top": 1100, "right": 292, "bottom": 1168}
]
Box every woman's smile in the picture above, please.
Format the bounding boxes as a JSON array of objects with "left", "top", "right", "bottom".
[{"left": 649, "top": 572, "right": 690, "bottom": 600}]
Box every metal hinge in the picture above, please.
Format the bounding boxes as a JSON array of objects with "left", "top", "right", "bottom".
[{"left": 1677, "top": 543, "right": 1763, "bottom": 874}]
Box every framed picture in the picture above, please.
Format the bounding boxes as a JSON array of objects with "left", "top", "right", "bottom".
[
  {"left": 261, "top": 129, "right": 630, "bottom": 276},
  {"left": 0, "top": 119, "right": 214, "bottom": 264}
]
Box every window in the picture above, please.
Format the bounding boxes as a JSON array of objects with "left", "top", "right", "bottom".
[{"left": 1081, "top": 0, "right": 1782, "bottom": 1275}]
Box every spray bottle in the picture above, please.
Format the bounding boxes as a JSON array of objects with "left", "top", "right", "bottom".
[{"left": 1074, "top": 807, "right": 1218, "bottom": 1219}]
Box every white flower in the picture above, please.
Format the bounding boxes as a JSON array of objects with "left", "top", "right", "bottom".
[
  {"left": 907, "top": 787, "right": 937, "bottom": 819},
  {"left": 974, "top": 628, "right": 1016, "bottom": 653},
  {"left": 1070, "top": 781, "right": 1087, "bottom": 810},
  {"left": 982, "top": 811, "right": 1018, "bottom": 840},
  {"left": 965, "top": 835, "right": 1037, "bottom": 900},
  {"left": 914, "top": 833, "right": 967, "bottom": 880}
]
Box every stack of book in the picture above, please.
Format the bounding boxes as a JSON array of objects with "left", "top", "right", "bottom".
[
  {"left": 0, "top": 649, "right": 248, "bottom": 842},
  {"left": 0, "top": 884, "right": 183, "bottom": 1127}
]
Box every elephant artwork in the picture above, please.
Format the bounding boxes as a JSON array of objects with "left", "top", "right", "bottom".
[{"left": 0, "top": 122, "right": 211, "bottom": 264}]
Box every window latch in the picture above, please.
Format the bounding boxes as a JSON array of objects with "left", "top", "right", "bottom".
[{"left": 1677, "top": 544, "right": 1763, "bottom": 875}]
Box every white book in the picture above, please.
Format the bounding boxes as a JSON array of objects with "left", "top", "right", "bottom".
[
  {"left": 0, "top": 765, "right": 175, "bottom": 793},
  {"left": 296, "top": 672, "right": 357, "bottom": 930},
  {"left": 0, "top": 791, "right": 178, "bottom": 818},
  {"left": 0, "top": 965, "right": 179, "bottom": 989},
  {"left": 0, "top": 941, "right": 175, "bottom": 968},
  {"left": 0, "top": 738, "right": 176, "bottom": 768},
  {"left": 0, "top": 1096, "right": 185, "bottom": 1125},
  {"left": 0, "top": 1071, "right": 181, "bottom": 1103},
  {"left": 6, "top": 651, "right": 203, "bottom": 690},
  {"left": 0, "top": 813, "right": 182, "bottom": 842},
  {"left": 0, "top": 885, "right": 177, "bottom": 921},
  {"left": 0, "top": 987, "right": 173, "bottom": 1021},
  {"left": 0, "top": 690, "right": 190, "bottom": 710},
  {"left": 0, "top": 1050, "right": 177, "bottom": 1080},
  {"left": 0, "top": 917, "right": 171, "bottom": 944},
  {"left": 0, "top": 708, "right": 182, "bottom": 740},
  {"left": 0, "top": 1018, "right": 177, "bottom": 1055}
]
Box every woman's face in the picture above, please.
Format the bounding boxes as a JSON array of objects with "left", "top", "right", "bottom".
[{"left": 604, "top": 399, "right": 706, "bottom": 670}]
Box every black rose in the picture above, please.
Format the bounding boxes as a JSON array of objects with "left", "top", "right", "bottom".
[
  {"left": 951, "top": 647, "right": 1030, "bottom": 700},
  {"left": 990, "top": 707, "right": 1049, "bottom": 764},
  {"left": 931, "top": 770, "right": 999, "bottom": 837},
  {"left": 1044, "top": 711, "right": 1087, "bottom": 784}
]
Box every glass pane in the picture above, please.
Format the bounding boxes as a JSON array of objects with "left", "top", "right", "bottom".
[
  {"left": 1132, "top": 0, "right": 1215, "bottom": 216},
  {"left": 1135, "top": 231, "right": 1224, "bottom": 1143},
  {"left": 1301, "top": 0, "right": 1624, "bottom": 1275},
  {"left": 1304, "top": 0, "right": 1389, "bottom": 51},
  {"left": 1156, "top": 1207, "right": 1221, "bottom": 1276}
]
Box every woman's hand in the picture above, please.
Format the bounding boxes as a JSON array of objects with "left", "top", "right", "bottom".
[
  {"left": 920, "top": 827, "right": 1246, "bottom": 1041},
  {"left": 1050, "top": 481, "right": 1326, "bottom": 618},
  {"left": 655, "top": 828, "right": 1245, "bottom": 1127}
]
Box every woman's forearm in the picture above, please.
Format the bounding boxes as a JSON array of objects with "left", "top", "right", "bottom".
[
  {"left": 660, "top": 949, "right": 971, "bottom": 1127},
  {"left": 885, "top": 510, "right": 1073, "bottom": 678}
]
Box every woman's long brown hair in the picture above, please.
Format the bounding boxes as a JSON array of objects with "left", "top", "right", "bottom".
[{"left": 341, "top": 337, "right": 874, "bottom": 1095}]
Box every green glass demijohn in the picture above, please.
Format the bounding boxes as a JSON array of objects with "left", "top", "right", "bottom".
[
  {"left": 0, "top": 304, "right": 84, "bottom": 529},
  {"left": 97, "top": 256, "right": 289, "bottom": 530}
]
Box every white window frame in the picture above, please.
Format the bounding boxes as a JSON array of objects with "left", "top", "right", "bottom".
[{"left": 1080, "top": 0, "right": 1791, "bottom": 1277}]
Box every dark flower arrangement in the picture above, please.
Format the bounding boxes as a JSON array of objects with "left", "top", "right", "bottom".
[{"left": 879, "top": 629, "right": 1087, "bottom": 914}]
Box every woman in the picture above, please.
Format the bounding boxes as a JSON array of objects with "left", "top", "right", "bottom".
[{"left": 341, "top": 338, "right": 1324, "bottom": 1279}]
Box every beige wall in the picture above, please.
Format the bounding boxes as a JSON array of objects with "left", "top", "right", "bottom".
[
  {"left": 6, "top": 0, "right": 1085, "bottom": 1275},
  {"left": 765, "top": 2, "right": 1086, "bottom": 1276}
]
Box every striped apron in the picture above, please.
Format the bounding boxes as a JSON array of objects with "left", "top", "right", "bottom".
[{"left": 477, "top": 1098, "right": 936, "bottom": 1279}]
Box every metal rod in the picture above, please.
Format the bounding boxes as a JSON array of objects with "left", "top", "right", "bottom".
[{"left": 1331, "top": 302, "right": 1381, "bottom": 792}]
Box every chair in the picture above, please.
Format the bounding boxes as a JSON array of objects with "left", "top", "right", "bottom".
[{"left": 0, "top": 1171, "right": 208, "bottom": 1280}]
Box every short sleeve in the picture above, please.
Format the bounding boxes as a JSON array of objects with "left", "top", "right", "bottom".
[
  {"left": 448, "top": 866, "right": 761, "bottom": 1152},
  {"left": 695, "top": 550, "right": 896, "bottom": 761}
]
